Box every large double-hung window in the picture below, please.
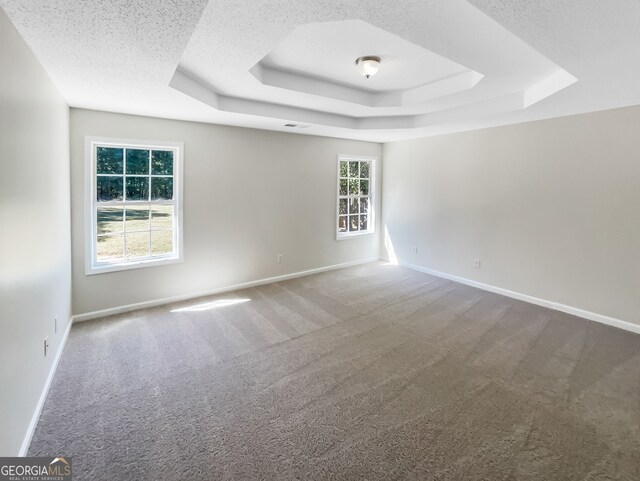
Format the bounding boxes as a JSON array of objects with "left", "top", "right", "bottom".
[{"left": 85, "top": 137, "right": 183, "bottom": 274}]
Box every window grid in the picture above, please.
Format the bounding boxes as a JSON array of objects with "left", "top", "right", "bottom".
[
  {"left": 337, "top": 157, "right": 374, "bottom": 238},
  {"left": 95, "top": 147, "right": 175, "bottom": 261}
]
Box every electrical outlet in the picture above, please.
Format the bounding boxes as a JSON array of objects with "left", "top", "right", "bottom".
[
  {"left": 44, "top": 337, "right": 50, "bottom": 357},
  {"left": 277, "top": 254, "right": 284, "bottom": 264},
  {"left": 474, "top": 259, "right": 481, "bottom": 269},
  {"left": 412, "top": 246, "right": 418, "bottom": 255}
]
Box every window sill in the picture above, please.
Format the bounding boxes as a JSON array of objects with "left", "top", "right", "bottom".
[
  {"left": 85, "top": 255, "right": 182, "bottom": 275},
  {"left": 336, "top": 229, "right": 376, "bottom": 241}
]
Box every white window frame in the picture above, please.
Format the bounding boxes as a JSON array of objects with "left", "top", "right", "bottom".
[
  {"left": 84, "top": 136, "right": 184, "bottom": 275},
  {"left": 336, "top": 154, "right": 376, "bottom": 240}
]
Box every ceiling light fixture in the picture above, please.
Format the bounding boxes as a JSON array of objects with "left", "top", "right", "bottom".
[{"left": 355, "top": 56, "right": 381, "bottom": 79}]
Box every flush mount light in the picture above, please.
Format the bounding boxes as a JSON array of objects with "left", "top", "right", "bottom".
[{"left": 355, "top": 56, "right": 381, "bottom": 79}]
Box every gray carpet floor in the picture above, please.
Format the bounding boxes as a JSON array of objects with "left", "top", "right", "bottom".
[{"left": 29, "top": 263, "right": 640, "bottom": 480}]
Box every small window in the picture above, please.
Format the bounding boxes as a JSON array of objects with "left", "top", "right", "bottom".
[
  {"left": 337, "top": 155, "right": 375, "bottom": 239},
  {"left": 85, "top": 137, "right": 183, "bottom": 274}
]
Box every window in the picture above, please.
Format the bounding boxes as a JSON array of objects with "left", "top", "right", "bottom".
[
  {"left": 84, "top": 137, "right": 183, "bottom": 274},
  {"left": 337, "top": 155, "right": 375, "bottom": 239}
]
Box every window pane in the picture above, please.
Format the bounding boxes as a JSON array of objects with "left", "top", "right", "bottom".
[
  {"left": 125, "top": 205, "right": 150, "bottom": 232},
  {"left": 360, "top": 180, "right": 369, "bottom": 195},
  {"left": 360, "top": 197, "right": 369, "bottom": 213},
  {"left": 126, "top": 149, "right": 149, "bottom": 174},
  {"left": 97, "top": 207, "right": 123, "bottom": 235},
  {"left": 125, "top": 177, "right": 149, "bottom": 200},
  {"left": 151, "top": 230, "right": 173, "bottom": 256},
  {"left": 339, "top": 161, "right": 348, "bottom": 177},
  {"left": 125, "top": 232, "right": 150, "bottom": 258},
  {"left": 348, "top": 179, "right": 359, "bottom": 195},
  {"left": 151, "top": 177, "right": 173, "bottom": 200},
  {"left": 338, "top": 215, "right": 347, "bottom": 233},
  {"left": 152, "top": 150, "right": 173, "bottom": 175},
  {"left": 349, "top": 161, "right": 359, "bottom": 177},
  {"left": 96, "top": 234, "right": 123, "bottom": 261},
  {"left": 339, "top": 179, "right": 347, "bottom": 196},
  {"left": 338, "top": 198, "right": 348, "bottom": 215},
  {"left": 349, "top": 215, "right": 359, "bottom": 232},
  {"left": 151, "top": 205, "right": 173, "bottom": 230},
  {"left": 97, "top": 176, "right": 123, "bottom": 201},
  {"left": 360, "top": 161, "right": 370, "bottom": 179},
  {"left": 349, "top": 198, "right": 359, "bottom": 214},
  {"left": 360, "top": 215, "right": 368, "bottom": 231},
  {"left": 97, "top": 147, "right": 123, "bottom": 174}
]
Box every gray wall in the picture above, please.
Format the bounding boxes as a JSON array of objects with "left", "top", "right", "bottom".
[
  {"left": 0, "top": 9, "right": 72, "bottom": 455},
  {"left": 382, "top": 106, "right": 640, "bottom": 327},
  {"left": 70, "top": 109, "right": 381, "bottom": 315}
]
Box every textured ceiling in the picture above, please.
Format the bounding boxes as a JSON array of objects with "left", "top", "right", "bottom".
[{"left": 2, "top": 0, "right": 640, "bottom": 142}]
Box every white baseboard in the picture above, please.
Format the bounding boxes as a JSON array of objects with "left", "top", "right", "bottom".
[
  {"left": 72, "top": 257, "right": 379, "bottom": 323},
  {"left": 19, "top": 317, "right": 73, "bottom": 456},
  {"left": 400, "top": 262, "right": 640, "bottom": 335}
]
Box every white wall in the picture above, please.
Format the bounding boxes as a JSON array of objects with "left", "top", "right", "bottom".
[
  {"left": 0, "top": 9, "right": 72, "bottom": 455},
  {"left": 382, "top": 106, "right": 640, "bottom": 327},
  {"left": 70, "top": 109, "right": 381, "bottom": 316}
]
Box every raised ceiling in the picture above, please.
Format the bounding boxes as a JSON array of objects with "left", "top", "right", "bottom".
[{"left": 2, "top": 0, "right": 640, "bottom": 142}]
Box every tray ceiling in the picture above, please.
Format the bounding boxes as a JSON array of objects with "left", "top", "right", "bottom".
[{"left": 2, "top": 0, "right": 640, "bottom": 142}]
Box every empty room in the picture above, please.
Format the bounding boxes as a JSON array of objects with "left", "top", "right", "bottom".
[{"left": 1, "top": 1, "right": 639, "bottom": 480}]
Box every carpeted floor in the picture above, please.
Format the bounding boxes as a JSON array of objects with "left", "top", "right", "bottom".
[{"left": 29, "top": 263, "right": 640, "bottom": 480}]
